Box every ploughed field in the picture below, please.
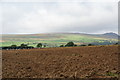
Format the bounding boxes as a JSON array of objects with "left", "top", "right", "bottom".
[{"left": 2, "top": 45, "right": 119, "bottom": 78}]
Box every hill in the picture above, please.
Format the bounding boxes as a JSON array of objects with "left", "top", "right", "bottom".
[
  {"left": 1, "top": 32, "right": 118, "bottom": 47},
  {"left": 102, "top": 32, "right": 119, "bottom": 39}
]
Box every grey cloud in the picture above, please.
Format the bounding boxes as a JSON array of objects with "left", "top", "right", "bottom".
[{"left": 1, "top": 1, "right": 118, "bottom": 34}]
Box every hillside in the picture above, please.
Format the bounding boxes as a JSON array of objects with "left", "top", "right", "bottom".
[
  {"left": 1, "top": 32, "right": 118, "bottom": 47},
  {"left": 2, "top": 45, "right": 119, "bottom": 78}
]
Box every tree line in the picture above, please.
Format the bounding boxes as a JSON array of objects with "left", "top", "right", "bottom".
[
  {"left": 1, "top": 43, "right": 47, "bottom": 50},
  {"left": 1, "top": 41, "right": 118, "bottom": 50},
  {"left": 59, "top": 41, "right": 94, "bottom": 47}
]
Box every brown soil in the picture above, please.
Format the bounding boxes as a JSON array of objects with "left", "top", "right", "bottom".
[{"left": 2, "top": 45, "right": 119, "bottom": 78}]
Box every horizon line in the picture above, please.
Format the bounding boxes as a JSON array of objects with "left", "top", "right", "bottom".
[{"left": 0, "top": 32, "right": 118, "bottom": 35}]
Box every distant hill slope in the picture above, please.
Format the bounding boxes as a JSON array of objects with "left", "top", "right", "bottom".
[
  {"left": 1, "top": 32, "right": 118, "bottom": 47},
  {"left": 102, "top": 32, "right": 118, "bottom": 39}
]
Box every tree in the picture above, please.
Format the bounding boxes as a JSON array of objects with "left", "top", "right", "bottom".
[
  {"left": 65, "top": 42, "right": 75, "bottom": 47},
  {"left": 88, "top": 44, "right": 94, "bottom": 46},
  {"left": 74, "top": 44, "right": 77, "bottom": 46},
  {"left": 114, "top": 43, "right": 118, "bottom": 45},
  {"left": 11, "top": 45, "right": 17, "bottom": 49},
  {"left": 20, "top": 43, "right": 28, "bottom": 47},
  {"left": 60, "top": 45, "right": 64, "bottom": 47},
  {"left": 11, "top": 45, "right": 17, "bottom": 47},
  {"left": 37, "top": 43, "right": 42, "bottom": 48},
  {"left": 43, "top": 45, "right": 46, "bottom": 48}
]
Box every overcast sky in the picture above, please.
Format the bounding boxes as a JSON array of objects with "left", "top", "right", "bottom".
[{"left": 0, "top": 0, "right": 118, "bottom": 34}]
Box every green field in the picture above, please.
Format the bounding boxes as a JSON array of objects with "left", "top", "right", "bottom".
[{"left": 1, "top": 33, "right": 118, "bottom": 47}]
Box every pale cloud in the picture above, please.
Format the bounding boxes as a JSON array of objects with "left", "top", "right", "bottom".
[{"left": 1, "top": 0, "right": 118, "bottom": 34}]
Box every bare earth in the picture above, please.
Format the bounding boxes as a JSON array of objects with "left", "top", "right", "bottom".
[{"left": 2, "top": 45, "right": 119, "bottom": 78}]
